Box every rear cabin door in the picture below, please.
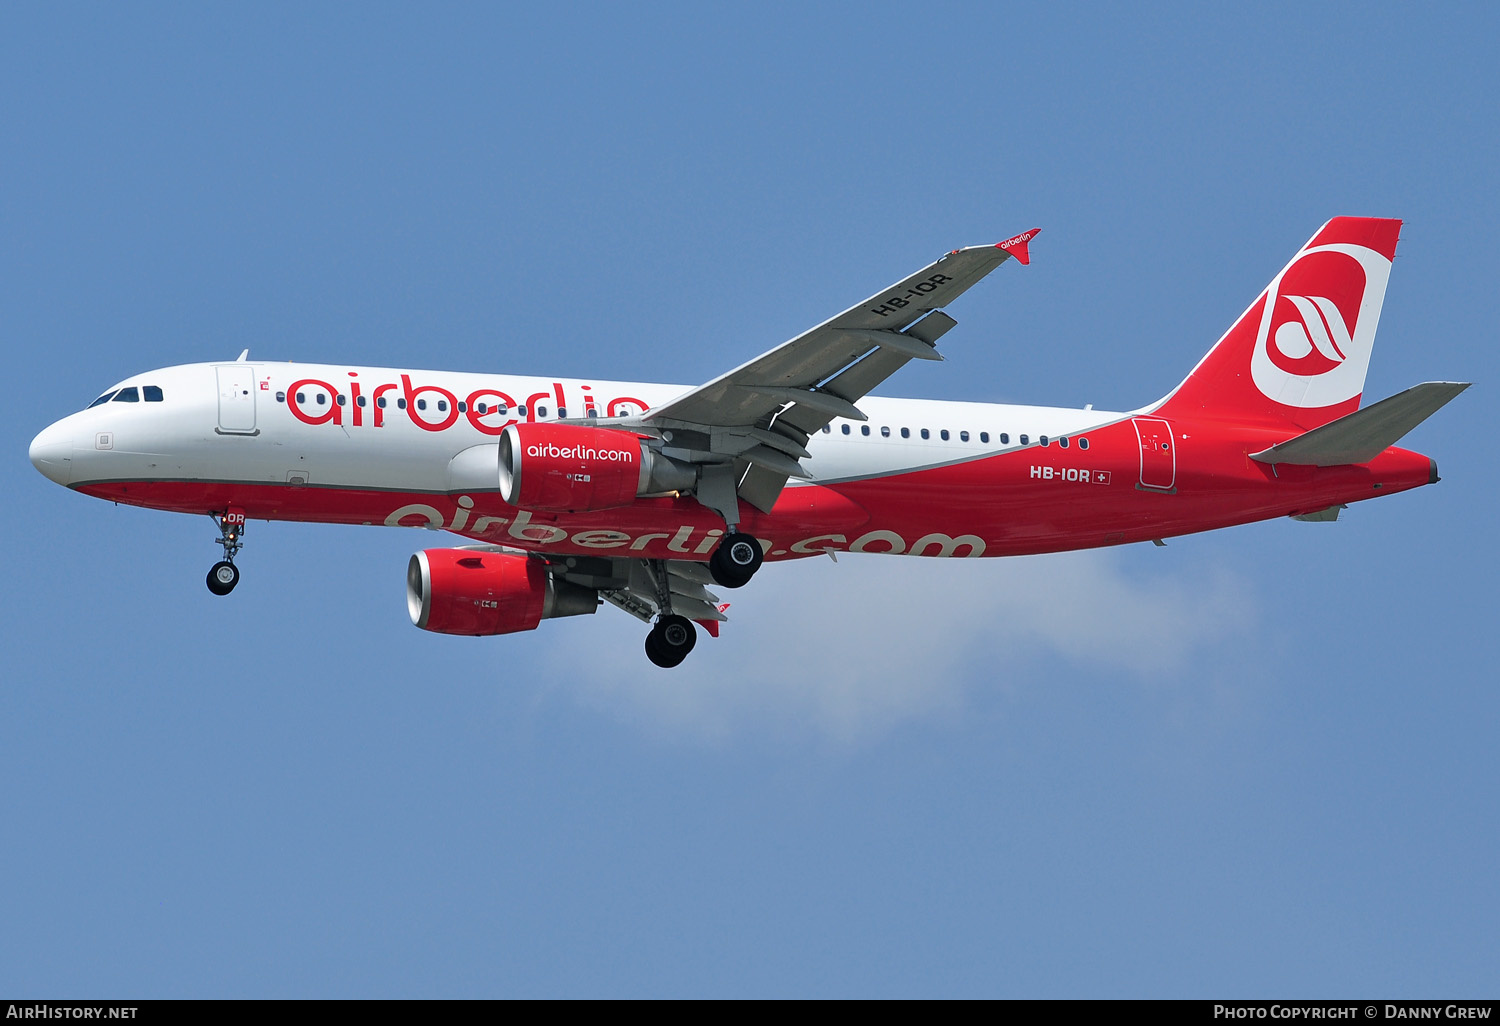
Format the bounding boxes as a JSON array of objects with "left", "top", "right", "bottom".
[
  {"left": 1132, "top": 417, "right": 1176, "bottom": 491},
  {"left": 216, "top": 365, "right": 258, "bottom": 434}
]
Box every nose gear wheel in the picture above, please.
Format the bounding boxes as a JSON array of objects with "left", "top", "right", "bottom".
[{"left": 207, "top": 561, "right": 240, "bottom": 595}]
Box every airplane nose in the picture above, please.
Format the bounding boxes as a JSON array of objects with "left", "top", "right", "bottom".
[{"left": 29, "top": 421, "right": 74, "bottom": 486}]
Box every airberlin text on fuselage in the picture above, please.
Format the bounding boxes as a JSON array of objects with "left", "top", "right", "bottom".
[
  {"left": 526, "top": 442, "right": 634, "bottom": 463},
  {"left": 281, "top": 372, "right": 648, "bottom": 434},
  {"left": 383, "top": 499, "right": 986, "bottom": 557}
]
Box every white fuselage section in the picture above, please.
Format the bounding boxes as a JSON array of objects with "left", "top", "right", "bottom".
[{"left": 31, "top": 360, "right": 1125, "bottom": 494}]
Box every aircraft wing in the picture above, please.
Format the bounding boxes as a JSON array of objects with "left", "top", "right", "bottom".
[
  {"left": 463, "top": 546, "right": 730, "bottom": 631},
  {"left": 540, "top": 553, "right": 728, "bottom": 629},
  {"left": 628, "top": 230, "right": 1039, "bottom": 512}
]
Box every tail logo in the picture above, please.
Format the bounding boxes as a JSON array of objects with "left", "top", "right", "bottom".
[
  {"left": 1274, "top": 295, "right": 1352, "bottom": 364},
  {"left": 1250, "top": 244, "right": 1391, "bottom": 408}
]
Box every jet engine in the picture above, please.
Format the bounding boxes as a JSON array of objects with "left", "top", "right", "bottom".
[
  {"left": 407, "top": 549, "right": 597, "bottom": 636},
  {"left": 497, "top": 422, "right": 693, "bottom": 513}
]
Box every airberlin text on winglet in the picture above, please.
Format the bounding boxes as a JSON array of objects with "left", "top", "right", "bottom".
[{"left": 997, "top": 228, "right": 1041, "bottom": 265}]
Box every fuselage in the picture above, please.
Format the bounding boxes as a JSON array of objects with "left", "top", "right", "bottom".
[{"left": 29, "top": 360, "right": 1435, "bottom": 561}]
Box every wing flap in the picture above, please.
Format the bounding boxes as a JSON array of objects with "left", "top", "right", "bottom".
[{"left": 591, "top": 558, "right": 729, "bottom": 624}]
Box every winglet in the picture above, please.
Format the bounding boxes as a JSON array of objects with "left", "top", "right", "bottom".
[
  {"left": 695, "top": 603, "right": 730, "bottom": 638},
  {"left": 998, "top": 228, "right": 1041, "bottom": 265}
]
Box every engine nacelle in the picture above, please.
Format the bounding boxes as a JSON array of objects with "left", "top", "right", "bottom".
[
  {"left": 498, "top": 422, "right": 692, "bottom": 513},
  {"left": 407, "top": 549, "right": 597, "bottom": 636}
]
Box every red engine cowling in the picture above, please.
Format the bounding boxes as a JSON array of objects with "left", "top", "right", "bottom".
[
  {"left": 407, "top": 549, "right": 597, "bottom": 636},
  {"left": 497, "top": 423, "right": 647, "bottom": 513}
]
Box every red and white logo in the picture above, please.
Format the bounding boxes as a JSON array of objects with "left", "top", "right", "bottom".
[{"left": 1249, "top": 244, "right": 1391, "bottom": 408}]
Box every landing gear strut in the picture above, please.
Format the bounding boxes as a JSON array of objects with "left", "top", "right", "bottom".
[
  {"left": 206, "top": 510, "right": 245, "bottom": 596},
  {"left": 708, "top": 531, "right": 763, "bottom": 589},
  {"left": 645, "top": 614, "right": 697, "bottom": 668}
]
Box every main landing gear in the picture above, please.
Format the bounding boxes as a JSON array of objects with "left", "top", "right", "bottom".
[
  {"left": 645, "top": 613, "right": 697, "bottom": 668},
  {"left": 639, "top": 531, "right": 761, "bottom": 667},
  {"left": 641, "top": 559, "right": 700, "bottom": 668},
  {"left": 206, "top": 510, "right": 245, "bottom": 596},
  {"left": 708, "top": 530, "right": 763, "bottom": 589}
]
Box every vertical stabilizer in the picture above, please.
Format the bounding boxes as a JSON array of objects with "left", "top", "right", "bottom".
[{"left": 1153, "top": 217, "right": 1401, "bottom": 430}]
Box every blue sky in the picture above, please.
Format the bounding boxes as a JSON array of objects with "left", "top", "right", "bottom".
[{"left": 2, "top": 4, "right": 1496, "bottom": 997}]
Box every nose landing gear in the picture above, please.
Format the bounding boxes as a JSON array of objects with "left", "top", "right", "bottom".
[{"left": 206, "top": 509, "right": 245, "bottom": 596}]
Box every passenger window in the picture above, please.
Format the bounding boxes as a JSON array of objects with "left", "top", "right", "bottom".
[
  {"left": 1000, "top": 433, "right": 1009, "bottom": 444},
  {"left": 900, "top": 427, "right": 910, "bottom": 438},
  {"left": 1059, "top": 436, "right": 1069, "bottom": 448},
  {"left": 920, "top": 428, "right": 930, "bottom": 440},
  {"left": 517, "top": 406, "right": 527, "bottom": 416},
  {"left": 477, "top": 403, "right": 487, "bottom": 414},
  {"left": 1040, "top": 435, "right": 1049, "bottom": 446},
  {"left": 980, "top": 431, "right": 989, "bottom": 443},
  {"left": 143, "top": 386, "right": 164, "bottom": 402},
  {"left": 377, "top": 397, "right": 387, "bottom": 409},
  {"left": 822, "top": 425, "right": 831, "bottom": 433},
  {"left": 398, "top": 398, "right": 407, "bottom": 409},
  {"left": 1020, "top": 434, "right": 1029, "bottom": 445},
  {"left": 417, "top": 399, "right": 427, "bottom": 410},
  {"left": 275, "top": 391, "right": 286, "bottom": 403},
  {"left": 496, "top": 404, "right": 507, "bottom": 415},
  {"left": 861, "top": 425, "right": 870, "bottom": 436},
  {"left": 357, "top": 396, "right": 367, "bottom": 407},
  {"left": 841, "top": 424, "right": 851, "bottom": 435},
  {"left": 557, "top": 407, "right": 566, "bottom": 418},
  {"left": 940, "top": 429, "right": 950, "bottom": 441},
  {"left": 113, "top": 387, "right": 140, "bottom": 402},
  {"left": 586, "top": 410, "right": 597, "bottom": 419},
  {"left": 89, "top": 391, "right": 117, "bottom": 408},
  {"left": 437, "top": 400, "right": 448, "bottom": 412},
  {"left": 336, "top": 394, "right": 346, "bottom": 406},
  {"left": 537, "top": 406, "right": 548, "bottom": 417},
  {"left": 296, "top": 392, "right": 306, "bottom": 404},
  {"left": 960, "top": 430, "right": 969, "bottom": 442},
  {"left": 1079, "top": 438, "right": 1090, "bottom": 450},
  {"left": 880, "top": 426, "right": 890, "bottom": 437}
]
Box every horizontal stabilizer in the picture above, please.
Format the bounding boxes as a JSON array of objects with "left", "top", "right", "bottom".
[
  {"left": 1291, "top": 504, "right": 1345, "bottom": 522},
  {"left": 1250, "top": 381, "right": 1469, "bottom": 467}
]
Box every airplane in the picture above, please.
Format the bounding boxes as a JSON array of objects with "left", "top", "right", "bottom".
[{"left": 28, "top": 217, "right": 1467, "bottom": 667}]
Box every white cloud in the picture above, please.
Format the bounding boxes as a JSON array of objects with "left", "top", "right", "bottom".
[{"left": 549, "top": 549, "right": 1256, "bottom": 743}]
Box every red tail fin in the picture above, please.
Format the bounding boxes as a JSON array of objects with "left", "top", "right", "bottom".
[{"left": 1153, "top": 217, "right": 1401, "bottom": 430}]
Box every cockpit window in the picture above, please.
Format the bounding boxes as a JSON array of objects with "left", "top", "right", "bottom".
[
  {"left": 143, "top": 385, "right": 163, "bottom": 402},
  {"left": 112, "top": 387, "right": 140, "bottom": 403},
  {"left": 87, "top": 390, "right": 118, "bottom": 408}
]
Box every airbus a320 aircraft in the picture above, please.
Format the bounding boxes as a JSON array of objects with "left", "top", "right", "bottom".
[{"left": 29, "top": 218, "right": 1466, "bottom": 666}]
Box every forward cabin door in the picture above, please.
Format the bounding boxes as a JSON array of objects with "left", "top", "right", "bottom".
[
  {"left": 216, "top": 364, "right": 258, "bottom": 435},
  {"left": 1132, "top": 417, "right": 1175, "bottom": 491}
]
